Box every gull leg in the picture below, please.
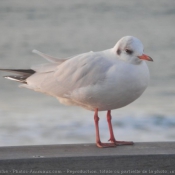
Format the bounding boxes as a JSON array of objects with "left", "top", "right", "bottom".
[
  {"left": 94, "top": 109, "right": 116, "bottom": 148},
  {"left": 107, "top": 110, "right": 134, "bottom": 146}
]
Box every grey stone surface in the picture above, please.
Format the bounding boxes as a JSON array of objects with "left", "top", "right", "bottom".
[{"left": 0, "top": 142, "right": 175, "bottom": 175}]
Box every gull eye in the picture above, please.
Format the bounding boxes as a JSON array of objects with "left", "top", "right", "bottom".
[{"left": 125, "top": 49, "right": 133, "bottom": 55}]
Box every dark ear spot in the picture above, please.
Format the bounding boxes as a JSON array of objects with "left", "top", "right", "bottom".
[{"left": 117, "top": 49, "right": 121, "bottom": 55}]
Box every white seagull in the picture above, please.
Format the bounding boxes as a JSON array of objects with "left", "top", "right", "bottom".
[{"left": 0, "top": 36, "right": 153, "bottom": 148}]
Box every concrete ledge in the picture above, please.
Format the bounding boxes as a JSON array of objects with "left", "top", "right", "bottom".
[{"left": 0, "top": 142, "right": 175, "bottom": 174}]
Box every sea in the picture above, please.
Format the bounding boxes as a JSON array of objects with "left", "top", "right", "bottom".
[{"left": 0, "top": 0, "right": 175, "bottom": 146}]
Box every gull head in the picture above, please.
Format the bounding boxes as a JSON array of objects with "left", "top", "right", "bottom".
[{"left": 113, "top": 36, "right": 153, "bottom": 64}]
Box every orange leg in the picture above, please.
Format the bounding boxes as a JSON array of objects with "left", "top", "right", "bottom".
[
  {"left": 107, "top": 110, "right": 134, "bottom": 145},
  {"left": 94, "top": 109, "right": 116, "bottom": 148}
]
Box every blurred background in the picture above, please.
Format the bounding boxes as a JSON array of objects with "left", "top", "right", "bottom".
[{"left": 0, "top": 0, "right": 175, "bottom": 146}]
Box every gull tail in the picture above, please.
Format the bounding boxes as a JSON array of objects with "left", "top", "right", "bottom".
[{"left": 0, "top": 69, "right": 35, "bottom": 84}]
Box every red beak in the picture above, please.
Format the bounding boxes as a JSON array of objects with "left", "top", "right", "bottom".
[{"left": 138, "top": 54, "right": 153, "bottom": 62}]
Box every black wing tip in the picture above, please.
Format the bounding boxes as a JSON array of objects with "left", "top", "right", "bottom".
[{"left": 4, "top": 75, "right": 27, "bottom": 83}]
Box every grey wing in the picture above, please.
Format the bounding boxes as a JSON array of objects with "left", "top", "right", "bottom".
[
  {"left": 24, "top": 51, "right": 112, "bottom": 102},
  {"left": 31, "top": 50, "right": 68, "bottom": 73}
]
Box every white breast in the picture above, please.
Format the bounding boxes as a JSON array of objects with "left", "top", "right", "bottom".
[{"left": 70, "top": 60, "right": 150, "bottom": 111}]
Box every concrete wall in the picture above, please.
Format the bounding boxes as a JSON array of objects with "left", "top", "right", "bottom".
[{"left": 0, "top": 142, "right": 174, "bottom": 175}]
